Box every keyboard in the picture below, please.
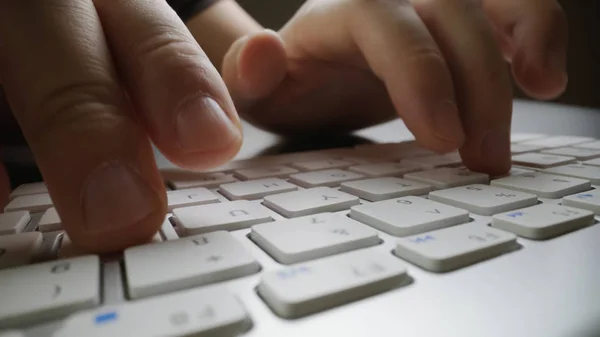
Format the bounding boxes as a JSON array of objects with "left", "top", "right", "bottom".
[{"left": 2, "top": 133, "right": 600, "bottom": 337}]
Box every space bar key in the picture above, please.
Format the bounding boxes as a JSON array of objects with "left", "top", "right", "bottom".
[{"left": 55, "top": 288, "right": 250, "bottom": 337}]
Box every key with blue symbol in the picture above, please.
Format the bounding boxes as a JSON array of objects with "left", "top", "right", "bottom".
[
  {"left": 492, "top": 204, "right": 594, "bottom": 239},
  {"left": 563, "top": 190, "right": 600, "bottom": 215}
]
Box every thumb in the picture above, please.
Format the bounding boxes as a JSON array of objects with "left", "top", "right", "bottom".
[{"left": 222, "top": 29, "right": 287, "bottom": 111}]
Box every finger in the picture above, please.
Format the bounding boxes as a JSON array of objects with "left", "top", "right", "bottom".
[
  {"left": 222, "top": 30, "right": 287, "bottom": 111},
  {"left": 414, "top": 0, "right": 512, "bottom": 175},
  {"left": 94, "top": 0, "right": 242, "bottom": 170},
  {"left": 346, "top": 0, "right": 465, "bottom": 152},
  {"left": 0, "top": 1, "right": 166, "bottom": 252},
  {"left": 0, "top": 163, "right": 9, "bottom": 209},
  {"left": 484, "top": 0, "right": 568, "bottom": 100}
]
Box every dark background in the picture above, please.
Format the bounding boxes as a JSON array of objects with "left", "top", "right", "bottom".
[{"left": 237, "top": 0, "right": 600, "bottom": 108}]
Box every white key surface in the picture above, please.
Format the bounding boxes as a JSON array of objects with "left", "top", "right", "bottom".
[
  {"left": 55, "top": 288, "right": 250, "bottom": 337},
  {"left": 38, "top": 208, "right": 62, "bottom": 232},
  {"left": 9, "top": 182, "right": 47, "bottom": 200},
  {"left": 394, "top": 222, "right": 517, "bottom": 272},
  {"left": 340, "top": 177, "right": 432, "bottom": 201},
  {"left": 219, "top": 178, "right": 298, "bottom": 200},
  {"left": 159, "top": 218, "right": 179, "bottom": 241},
  {"left": 541, "top": 147, "right": 600, "bottom": 160},
  {"left": 289, "top": 169, "right": 364, "bottom": 188},
  {"left": 350, "top": 196, "right": 469, "bottom": 236},
  {"left": 574, "top": 140, "right": 600, "bottom": 150},
  {"left": 512, "top": 153, "right": 576, "bottom": 168},
  {"left": 250, "top": 213, "right": 380, "bottom": 264},
  {"left": 166, "top": 187, "right": 219, "bottom": 211},
  {"left": 492, "top": 204, "right": 594, "bottom": 239},
  {"left": 257, "top": 251, "right": 408, "bottom": 318},
  {"left": 234, "top": 165, "right": 298, "bottom": 180},
  {"left": 0, "top": 232, "right": 43, "bottom": 269},
  {"left": 404, "top": 167, "right": 489, "bottom": 189},
  {"left": 0, "top": 256, "right": 100, "bottom": 328},
  {"left": 263, "top": 187, "right": 360, "bottom": 218},
  {"left": 291, "top": 159, "right": 352, "bottom": 171},
  {"left": 4, "top": 193, "right": 53, "bottom": 213},
  {"left": 0, "top": 211, "right": 30, "bottom": 235},
  {"left": 511, "top": 133, "right": 547, "bottom": 143},
  {"left": 124, "top": 231, "right": 260, "bottom": 299},
  {"left": 563, "top": 190, "right": 600, "bottom": 215},
  {"left": 520, "top": 136, "right": 595, "bottom": 148},
  {"left": 491, "top": 172, "right": 591, "bottom": 198},
  {"left": 169, "top": 172, "right": 236, "bottom": 189},
  {"left": 428, "top": 184, "right": 538, "bottom": 216},
  {"left": 543, "top": 164, "right": 600, "bottom": 184},
  {"left": 583, "top": 158, "right": 600, "bottom": 167},
  {"left": 511, "top": 143, "right": 546, "bottom": 154},
  {"left": 348, "top": 162, "right": 423, "bottom": 177},
  {"left": 404, "top": 153, "right": 462, "bottom": 168},
  {"left": 173, "top": 201, "right": 273, "bottom": 236}
]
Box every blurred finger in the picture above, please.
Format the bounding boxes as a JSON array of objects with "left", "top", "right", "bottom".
[
  {"left": 0, "top": 1, "right": 166, "bottom": 252},
  {"left": 94, "top": 0, "right": 242, "bottom": 169},
  {"left": 484, "top": 0, "right": 568, "bottom": 100}
]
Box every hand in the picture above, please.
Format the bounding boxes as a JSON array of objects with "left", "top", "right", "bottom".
[
  {"left": 0, "top": 0, "right": 243, "bottom": 252},
  {"left": 222, "top": 0, "right": 568, "bottom": 175}
]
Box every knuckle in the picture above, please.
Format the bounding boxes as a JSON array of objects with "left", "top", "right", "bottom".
[
  {"left": 28, "top": 81, "right": 127, "bottom": 147},
  {"left": 136, "top": 29, "right": 205, "bottom": 67}
]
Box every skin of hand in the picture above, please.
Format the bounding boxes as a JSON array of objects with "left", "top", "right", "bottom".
[
  {"left": 0, "top": 0, "right": 243, "bottom": 253},
  {"left": 221, "top": 0, "right": 568, "bottom": 175}
]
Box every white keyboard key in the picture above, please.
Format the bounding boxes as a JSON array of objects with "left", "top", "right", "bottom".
[
  {"left": 404, "top": 154, "right": 462, "bottom": 168},
  {"left": 173, "top": 201, "right": 273, "bottom": 236},
  {"left": 0, "top": 211, "right": 30, "bottom": 235},
  {"left": 58, "top": 235, "right": 87, "bottom": 259},
  {"left": 350, "top": 196, "right": 469, "bottom": 236},
  {"left": 583, "top": 158, "right": 600, "bottom": 167},
  {"left": 124, "top": 231, "right": 260, "bottom": 299},
  {"left": 257, "top": 251, "right": 408, "bottom": 318},
  {"left": 491, "top": 172, "right": 591, "bottom": 198},
  {"left": 38, "top": 208, "right": 62, "bottom": 232},
  {"left": 340, "top": 177, "right": 432, "bottom": 201},
  {"left": 405, "top": 167, "right": 489, "bottom": 189},
  {"left": 34, "top": 231, "right": 63, "bottom": 263},
  {"left": 542, "top": 147, "right": 600, "bottom": 160},
  {"left": 0, "top": 256, "right": 100, "bottom": 328},
  {"left": 9, "top": 182, "right": 47, "bottom": 200},
  {"left": 429, "top": 184, "right": 538, "bottom": 216},
  {"left": 234, "top": 165, "right": 298, "bottom": 180},
  {"left": 563, "top": 190, "right": 600, "bottom": 215},
  {"left": 543, "top": 164, "right": 600, "bottom": 184},
  {"left": 394, "top": 223, "right": 517, "bottom": 272},
  {"left": 512, "top": 153, "right": 576, "bottom": 168},
  {"left": 56, "top": 288, "right": 250, "bottom": 337},
  {"left": 511, "top": 143, "right": 546, "bottom": 154},
  {"left": 251, "top": 213, "right": 380, "bottom": 264},
  {"left": 159, "top": 218, "right": 179, "bottom": 241},
  {"left": 511, "top": 133, "right": 547, "bottom": 143},
  {"left": 166, "top": 187, "right": 219, "bottom": 211},
  {"left": 263, "top": 187, "right": 360, "bottom": 218},
  {"left": 168, "top": 172, "right": 236, "bottom": 189},
  {"left": 289, "top": 169, "right": 364, "bottom": 188},
  {"left": 574, "top": 140, "right": 600, "bottom": 150},
  {"left": 521, "top": 136, "right": 595, "bottom": 149},
  {"left": 219, "top": 178, "right": 298, "bottom": 200},
  {"left": 348, "top": 161, "right": 423, "bottom": 177},
  {"left": 4, "top": 193, "right": 53, "bottom": 213},
  {"left": 0, "top": 232, "right": 43, "bottom": 269},
  {"left": 492, "top": 204, "right": 594, "bottom": 239},
  {"left": 291, "top": 159, "right": 352, "bottom": 171}
]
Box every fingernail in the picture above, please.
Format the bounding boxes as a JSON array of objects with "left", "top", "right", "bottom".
[
  {"left": 176, "top": 96, "right": 241, "bottom": 153},
  {"left": 83, "top": 162, "right": 157, "bottom": 232},
  {"left": 481, "top": 129, "right": 511, "bottom": 168},
  {"left": 432, "top": 100, "right": 465, "bottom": 147}
]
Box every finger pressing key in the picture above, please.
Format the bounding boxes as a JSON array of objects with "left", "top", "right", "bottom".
[{"left": 0, "top": 1, "right": 167, "bottom": 252}]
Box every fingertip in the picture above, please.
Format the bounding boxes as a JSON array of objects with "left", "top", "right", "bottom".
[
  {"left": 238, "top": 29, "right": 287, "bottom": 99},
  {"left": 460, "top": 129, "right": 512, "bottom": 176}
]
